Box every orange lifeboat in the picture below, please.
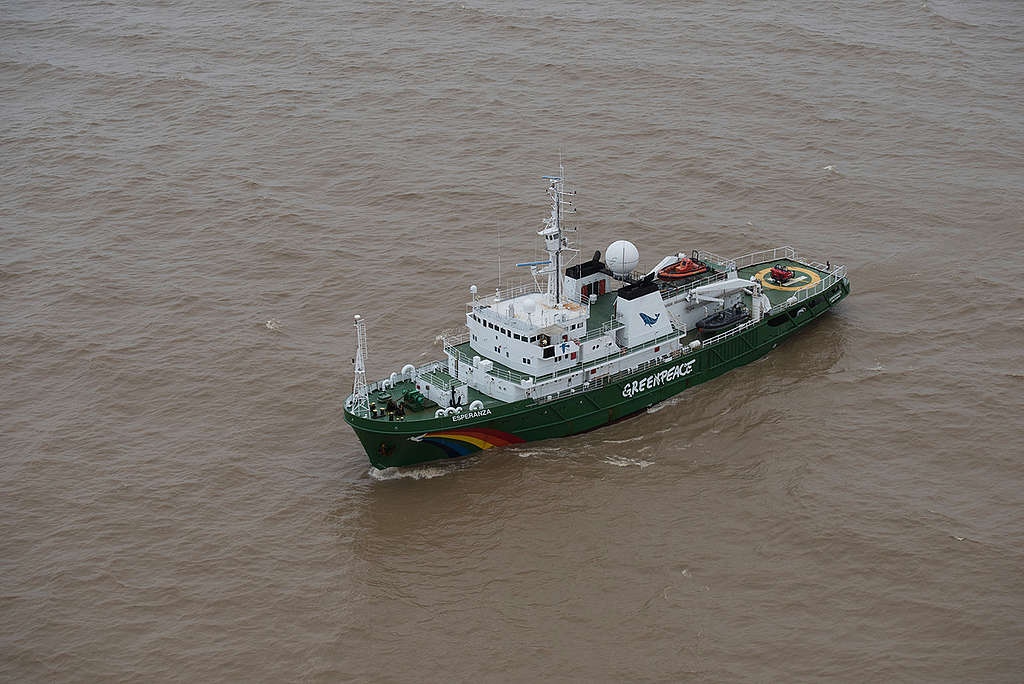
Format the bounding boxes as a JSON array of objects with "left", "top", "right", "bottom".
[{"left": 657, "top": 257, "right": 710, "bottom": 281}]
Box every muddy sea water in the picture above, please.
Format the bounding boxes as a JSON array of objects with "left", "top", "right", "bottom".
[{"left": 3, "top": 0, "right": 1023, "bottom": 681}]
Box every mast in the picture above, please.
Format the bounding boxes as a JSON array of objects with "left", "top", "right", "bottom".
[
  {"left": 538, "top": 165, "right": 578, "bottom": 306},
  {"left": 351, "top": 314, "right": 369, "bottom": 417}
]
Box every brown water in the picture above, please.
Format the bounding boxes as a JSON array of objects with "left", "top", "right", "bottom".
[{"left": 3, "top": 1, "right": 1023, "bottom": 681}]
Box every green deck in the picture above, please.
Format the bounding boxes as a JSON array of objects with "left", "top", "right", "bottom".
[
  {"left": 366, "top": 374, "right": 507, "bottom": 423},
  {"left": 586, "top": 292, "right": 617, "bottom": 332}
]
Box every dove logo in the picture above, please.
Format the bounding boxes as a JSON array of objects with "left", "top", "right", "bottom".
[{"left": 639, "top": 312, "right": 660, "bottom": 327}]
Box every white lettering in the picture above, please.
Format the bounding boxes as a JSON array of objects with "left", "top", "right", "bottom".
[
  {"left": 452, "top": 408, "right": 492, "bottom": 422},
  {"left": 622, "top": 359, "right": 696, "bottom": 398}
]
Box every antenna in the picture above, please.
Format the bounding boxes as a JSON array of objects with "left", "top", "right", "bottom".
[
  {"left": 350, "top": 315, "right": 369, "bottom": 417},
  {"left": 537, "top": 158, "right": 581, "bottom": 306}
]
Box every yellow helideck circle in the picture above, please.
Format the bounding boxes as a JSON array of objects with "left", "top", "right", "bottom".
[{"left": 754, "top": 266, "right": 821, "bottom": 291}]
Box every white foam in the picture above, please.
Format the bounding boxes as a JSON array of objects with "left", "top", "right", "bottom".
[
  {"left": 514, "top": 446, "right": 566, "bottom": 459},
  {"left": 265, "top": 318, "right": 282, "bottom": 332},
  {"left": 602, "top": 456, "right": 655, "bottom": 469},
  {"left": 368, "top": 464, "right": 456, "bottom": 480},
  {"left": 647, "top": 395, "right": 687, "bottom": 414},
  {"left": 602, "top": 435, "right": 646, "bottom": 444}
]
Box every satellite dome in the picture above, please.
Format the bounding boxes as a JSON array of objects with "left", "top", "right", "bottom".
[
  {"left": 606, "top": 240, "right": 640, "bottom": 276},
  {"left": 521, "top": 297, "right": 537, "bottom": 313}
]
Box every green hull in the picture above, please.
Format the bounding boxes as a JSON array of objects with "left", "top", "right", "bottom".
[{"left": 345, "top": 278, "right": 850, "bottom": 469}]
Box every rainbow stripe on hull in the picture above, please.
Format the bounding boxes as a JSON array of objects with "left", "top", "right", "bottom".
[{"left": 418, "top": 427, "right": 525, "bottom": 458}]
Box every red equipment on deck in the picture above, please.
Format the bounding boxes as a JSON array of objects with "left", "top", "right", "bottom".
[
  {"left": 657, "top": 257, "right": 710, "bottom": 281},
  {"left": 770, "top": 264, "right": 795, "bottom": 283}
]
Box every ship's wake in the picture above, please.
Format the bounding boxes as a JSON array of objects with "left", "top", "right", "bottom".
[
  {"left": 368, "top": 464, "right": 462, "bottom": 480},
  {"left": 603, "top": 456, "right": 655, "bottom": 469}
]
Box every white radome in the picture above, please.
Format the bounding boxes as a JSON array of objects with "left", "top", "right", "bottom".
[
  {"left": 606, "top": 240, "right": 640, "bottom": 276},
  {"left": 521, "top": 297, "right": 537, "bottom": 313}
]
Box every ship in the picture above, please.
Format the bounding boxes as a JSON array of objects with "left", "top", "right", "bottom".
[{"left": 342, "top": 169, "right": 850, "bottom": 469}]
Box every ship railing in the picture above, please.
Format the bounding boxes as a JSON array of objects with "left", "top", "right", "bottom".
[
  {"left": 363, "top": 359, "right": 447, "bottom": 393},
  {"left": 441, "top": 331, "right": 471, "bottom": 348},
  {"left": 469, "top": 281, "right": 543, "bottom": 308},
  {"left": 624, "top": 269, "right": 649, "bottom": 282},
  {"left": 562, "top": 287, "right": 591, "bottom": 312},
  {"left": 781, "top": 265, "right": 847, "bottom": 304},
  {"left": 608, "top": 346, "right": 689, "bottom": 379},
  {"left": 596, "top": 267, "right": 729, "bottom": 303},
  {"left": 658, "top": 269, "right": 729, "bottom": 300},
  {"left": 699, "top": 318, "right": 758, "bottom": 349},
  {"left": 706, "top": 246, "right": 796, "bottom": 270},
  {"left": 577, "top": 318, "right": 623, "bottom": 342},
  {"left": 532, "top": 376, "right": 610, "bottom": 404},
  {"left": 417, "top": 367, "right": 464, "bottom": 390},
  {"left": 442, "top": 343, "right": 526, "bottom": 384},
  {"left": 578, "top": 326, "right": 685, "bottom": 372},
  {"left": 694, "top": 249, "right": 736, "bottom": 271},
  {"left": 796, "top": 257, "right": 841, "bottom": 275},
  {"left": 413, "top": 360, "right": 445, "bottom": 375},
  {"left": 469, "top": 281, "right": 590, "bottom": 318},
  {"left": 701, "top": 247, "right": 845, "bottom": 276}
]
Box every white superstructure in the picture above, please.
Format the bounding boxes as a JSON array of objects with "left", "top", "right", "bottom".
[{"left": 348, "top": 172, "right": 843, "bottom": 413}]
